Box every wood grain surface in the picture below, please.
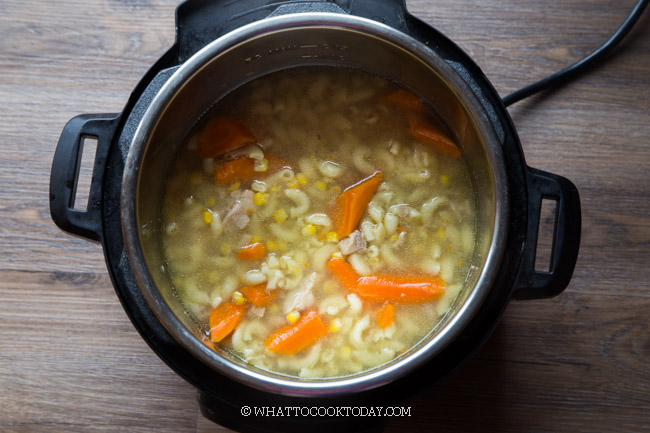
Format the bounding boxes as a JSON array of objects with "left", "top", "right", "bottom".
[{"left": 1, "top": 0, "right": 649, "bottom": 431}]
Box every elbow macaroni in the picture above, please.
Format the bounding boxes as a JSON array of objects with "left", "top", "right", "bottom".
[{"left": 285, "top": 189, "right": 310, "bottom": 218}]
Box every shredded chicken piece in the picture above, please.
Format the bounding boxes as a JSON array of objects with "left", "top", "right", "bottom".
[
  {"left": 339, "top": 230, "right": 367, "bottom": 255},
  {"left": 284, "top": 272, "right": 319, "bottom": 314},
  {"left": 223, "top": 190, "right": 255, "bottom": 229},
  {"left": 249, "top": 306, "right": 265, "bottom": 318}
]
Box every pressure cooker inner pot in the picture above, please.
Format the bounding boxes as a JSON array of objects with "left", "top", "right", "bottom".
[{"left": 128, "top": 15, "right": 506, "bottom": 394}]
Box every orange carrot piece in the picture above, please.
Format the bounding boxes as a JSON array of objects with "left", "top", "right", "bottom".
[
  {"left": 201, "top": 336, "right": 215, "bottom": 350},
  {"left": 214, "top": 154, "right": 290, "bottom": 185},
  {"left": 376, "top": 303, "right": 395, "bottom": 328},
  {"left": 197, "top": 117, "right": 256, "bottom": 158},
  {"left": 382, "top": 89, "right": 425, "bottom": 113},
  {"left": 209, "top": 300, "right": 246, "bottom": 343},
  {"left": 407, "top": 113, "right": 461, "bottom": 158},
  {"left": 265, "top": 310, "right": 329, "bottom": 355},
  {"left": 331, "top": 171, "right": 384, "bottom": 238},
  {"left": 266, "top": 154, "right": 291, "bottom": 171},
  {"left": 214, "top": 157, "right": 256, "bottom": 184},
  {"left": 327, "top": 257, "right": 360, "bottom": 293},
  {"left": 237, "top": 242, "right": 267, "bottom": 260},
  {"left": 356, "top": 274, "right": 445, "bottom": 303},
  {"left": 240, "top": 283, "right": 278, "bottom": 307}
]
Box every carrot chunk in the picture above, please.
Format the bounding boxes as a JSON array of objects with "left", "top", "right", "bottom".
[
  {"left": 209, "top": 300, "right": 246, "bottom": 343},
  {"left": 237, "top": 242, "right": 267, "bottom": 260},
  {"left": 331, "top": 171, "right": 384, "bottom": 238},
  {"left": 376, "top": 303, "right": 395, "bottom": 328},
  {"left": 197, "top": 117, "right": 256, "bottom": 158},
  {"left": 265, "top": 154, "right": 291, "bottom": 173},
  {"left": 407, "top": 113, "right": 461, "bottom": 158},
  {"left": 265, "top": 310, "right": 329, "bottom": 355},
  {"left": 240, "top": 283, "right": 277, "bottom": 307},
  {"left": 201, "top": 336, "right": 215, "bottom": 350},
  {"left": 214, "top": 157, "right": 256, "bottom": 184},
  {"left": 382, "top": 89, "right": 425, "bottom": 113},
  {"left": 356, "top": 274, "right": 445, "bottom": 303},
  {"left": 327, "top": 257, "right": 360, "bottom": 293},
  {"left": 214, "top": 154, "right": 289, "bottom": 184}
]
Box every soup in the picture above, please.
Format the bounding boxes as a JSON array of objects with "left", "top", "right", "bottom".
[{"left": 160, "top": 67, "right": 477, "bottom": 378}]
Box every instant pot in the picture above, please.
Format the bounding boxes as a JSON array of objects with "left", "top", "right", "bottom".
[{"left": 49, "top": 1, "right": 581, "bottom": 431}]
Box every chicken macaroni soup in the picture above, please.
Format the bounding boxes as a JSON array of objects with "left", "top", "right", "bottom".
[{"left": 161, "top": 67, "right": 478, "bottom": 379}]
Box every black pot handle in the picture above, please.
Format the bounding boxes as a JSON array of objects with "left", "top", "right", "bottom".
[
  {"left": 174, "top": 0, "right": 409, "bottom": 62},
  {"left": 49, "top": 113, "right": 120, "bottom": 243},
  {"left": 513, "top": 167, "right": 581, "bottom": 300}
]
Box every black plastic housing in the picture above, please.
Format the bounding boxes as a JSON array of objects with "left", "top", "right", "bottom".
[{"left": 49, "top": 1, "right": 581, "bottom": 432}]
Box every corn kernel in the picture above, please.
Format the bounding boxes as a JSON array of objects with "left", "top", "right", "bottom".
[
  {"left": 301, "top": 224, "right": 317, "bottom": 236},
  {"left": 286, "top": 310, "right": 300, "bottom": 323},
  {"left": 273, "top": 209, "right": 288, "bottom": 223},
  {"left": 277, "top": 240, "right": 287, "bottom": 251},
  {"left": 232, "top": 291, "right": 246, "bottom": 305},
  {"left": 251, "top": 236, "right": 261, "bottom": 243},
  {"left": 390, "top": 233, "right": 399, "bottom": 242},
  {"left": 332, "top": 252, "right": 343, "bottom": 259},
  {"left": 267, "top": 240, "right": 277, "bottom": 251},
  {"left": 229, "top": 181, "right": 241, "bottom": 192},
  {"left": 207, "top": 197, "right": 216, "bottom": 207},
  {"left": 286, "top": 178, "right": 300, "bottom": 189},
  {"left": 203, "top": 210, "right": 212, "bottom": 224},
  {"left": 440, "top": 174, "right": 450, "bottom": 186},
  {"left": 254, "top": 192, "right": 268, "bottom": 206},
  {"left": 329, "top": 318, "right": 342, "bottom": 332},
  {"left": 326, "top": 231, "right": 339, "bottom": 243},
  {"left": 190, "top": 172, "right": 203, "bottom": 185},
  {"left": 315, "top": 181, "right": 327, "bottom": 191},
  {"left": 296, "top": 173, "right": 308, "bottom": 185}
]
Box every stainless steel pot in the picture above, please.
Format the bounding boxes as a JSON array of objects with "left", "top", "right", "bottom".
[{"left": 122, "top": 12, "right": 507, "bottom": 396}]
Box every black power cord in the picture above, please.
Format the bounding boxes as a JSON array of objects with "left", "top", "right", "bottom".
[{"left": 502, "top": 0, "right": 650, "bottom": 107}]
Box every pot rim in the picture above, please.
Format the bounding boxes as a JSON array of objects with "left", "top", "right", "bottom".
[{"left": 122, "top": 12, "right": 508, "bottom": 396}]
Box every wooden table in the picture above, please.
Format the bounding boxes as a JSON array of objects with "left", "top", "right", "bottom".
[{"left": 2, "top": 0, "right": 649, "bottom": 431}]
